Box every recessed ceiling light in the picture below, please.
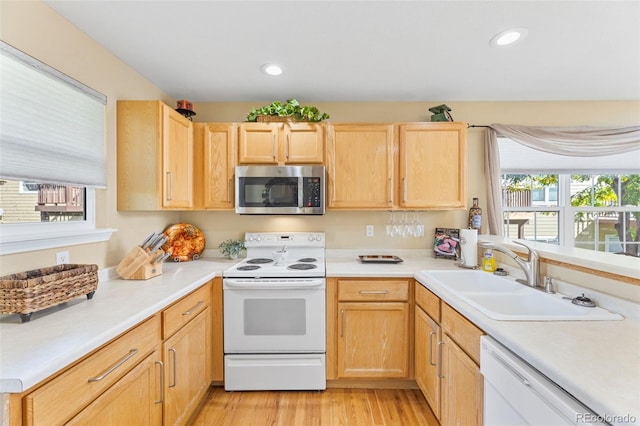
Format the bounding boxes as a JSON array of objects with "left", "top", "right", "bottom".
[
  {"left": 261, "top": 63, "right": 283, "bottom": 76},
  {"left": 490, "top": 28, "right": 528, "bottom": 47}
]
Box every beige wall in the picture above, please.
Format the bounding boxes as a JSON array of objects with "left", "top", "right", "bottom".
[{"left": 1, "top": 0, "right": 639, "bottom": 278}]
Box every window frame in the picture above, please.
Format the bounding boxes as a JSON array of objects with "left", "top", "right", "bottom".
[{"left": 0, "top": 188, "right": 115, "bottom": 255}]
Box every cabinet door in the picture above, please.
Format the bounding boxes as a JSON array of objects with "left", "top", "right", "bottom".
[
  {"left": 66, "top": 350, "right": 162, "bottom": 426},
  {"left": 398, "top": 123, "right": 466, "bottom": 209},
  {"left": 337, "top": 302, "right": 409, "bottom": 378},
  {"left": 415, "top": 306, "right": 442, "bottom": 420},
  {"left": 284, "top": 123, "right": 324, "bottom": 163},
  {"left": 238, "top": 123, "right": 279, "bottom": 164},
  {"left": 326, "top": 124, "right": 395, "bottom": 209},
  {"left": 196, "top": 123, "right": 237, "bottom": 209},
  {"left": 162, "top": 104, "right": 194, "bottom": 208},
  {"left": 441, "top": 333, "right": 483, "bottom": 426},
  {"left": 163, "top": 307, "right": 211, "bottom": 426}
]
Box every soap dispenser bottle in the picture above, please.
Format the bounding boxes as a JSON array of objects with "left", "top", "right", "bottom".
[{"left": 482, "top": 249, "right": 496, "bottom": 272}]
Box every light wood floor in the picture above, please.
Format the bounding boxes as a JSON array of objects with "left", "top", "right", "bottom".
[{"left": 190, "top": 387, "right": 439, "bottom": 426}]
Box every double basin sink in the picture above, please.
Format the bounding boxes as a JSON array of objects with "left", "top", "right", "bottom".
[{"left": 418, "top": 270, "right": 623, "bottom": 321}]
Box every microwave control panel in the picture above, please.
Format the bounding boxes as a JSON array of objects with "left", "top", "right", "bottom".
[{"left": 303, "top": 177, "right": 322, "bottom": 207}]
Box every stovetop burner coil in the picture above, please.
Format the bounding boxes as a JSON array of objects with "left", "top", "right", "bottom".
[
  {"left": 288, "top": 263, "right": 317, "bottom": 270},
  {"left": 237, "top": 265, "right": 261, "bottom": 271},
  {"left": 297, "top": 257, "right": 317, "bottom": 263},
  {"left": 247, "top": 258, "right": 274, "bottom": 264}
]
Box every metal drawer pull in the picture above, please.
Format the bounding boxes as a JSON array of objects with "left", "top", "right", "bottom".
[
  {"left": 429, "top": 331, "right": 437, "bottom": 366},
  {"left": 182, "top": 300, "right": 204, "bottom": 316},
  {"left": 272, "top": 135, "right": 276, "bottom": 159},
  {"left": 169, "top": 348, "right": 177, "bottom": 388},
  {"left": 155, "top": 360, "right": 164, "bottom": 403},
  {"left": 437, "top": 341, "right": 445, "bottom": 379},
  {"left": 166, "top": 172, "right": 173, "bottom": 201},
  {"left": 286, "top": 134, "right": 290, "bottom": 159},
  {"left": 88, "top": 349, "right": 138, "bottom": 382},
  {"left": 359, "top": 290, "right": 389, "bottom": 295}
]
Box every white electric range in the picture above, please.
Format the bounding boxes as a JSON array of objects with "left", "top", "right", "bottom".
[{"left": 222, "top": 232, "right": 326, "bottom": 391}]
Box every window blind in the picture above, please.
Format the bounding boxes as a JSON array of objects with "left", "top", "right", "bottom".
[
  {"left": 498, "top": 137, "right": 640, "bottom": 174},
  {"left": 0, "top": 42, "right": 107, "bottom": 187}
]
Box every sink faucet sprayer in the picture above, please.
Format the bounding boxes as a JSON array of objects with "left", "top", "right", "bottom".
[{"left": 478, "top": 241, "right": 539, "bottom": 288}]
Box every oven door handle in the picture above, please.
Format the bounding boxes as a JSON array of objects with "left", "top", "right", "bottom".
[{"left": 223, "top": 278, "right": 326, "bottom": 289}]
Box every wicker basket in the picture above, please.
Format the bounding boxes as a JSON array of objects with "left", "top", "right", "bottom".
[{"left": 0, "top": 264, "right": 98, "bottom": 322}]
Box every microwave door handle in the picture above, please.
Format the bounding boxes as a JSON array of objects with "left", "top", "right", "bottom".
[{"left": 298, "top": 177, "right": 304, "bottom": 208}]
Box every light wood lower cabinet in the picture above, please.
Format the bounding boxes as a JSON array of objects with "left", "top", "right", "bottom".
[
  {"left": 333, "top": 278, "right": 411, "bottom": 379},
  {"left": 414, "top": 282, "right": 484, "bottom": 426},
  {"left": 20, "top": 282, "right": 214, "bottom": 426},
  {"left": 163, "top": 308, "right": 210, "bottom": 425},
  {"left": 162, "top": 282, "right": 212, "bottom": 426},
  {"left": 23, "top": 316, "right": 161, "bottom": 426},
  {"left": 66, "top": 349, "right": 163, "bottom": 426},
  {"left": 441, "top": 333, "right": 483, "bottom": 426},
  {"left": 414, "top": 305, "right": 441, "bottom": 419}
]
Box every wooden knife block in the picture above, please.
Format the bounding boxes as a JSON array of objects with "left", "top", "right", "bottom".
[{"left": 116, "top": 246, "right": 163, "bottom": 280}]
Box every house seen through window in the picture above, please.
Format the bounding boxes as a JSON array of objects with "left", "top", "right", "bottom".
[
  {"left": 0, "top": 180, "right": 86, "bottom": 224},
  {"left": 502, "top": 173, "right": 640, "bottom": 256}
]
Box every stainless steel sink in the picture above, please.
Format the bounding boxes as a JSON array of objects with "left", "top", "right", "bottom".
[{"left": 419, "top": 270, "right": 623, "bottom": 321}]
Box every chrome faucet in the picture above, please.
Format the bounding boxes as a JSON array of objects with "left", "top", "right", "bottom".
[{"left": 478, "top": 241, "right": 539, "bottom": 288}]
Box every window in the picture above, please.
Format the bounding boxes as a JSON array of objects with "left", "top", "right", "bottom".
[
  {"left": 499, "top": 136, "right": 640, "bottom": 256},
  {"left": 0, "top": 180, "right": 87, "bottom": 224},
  {"left": 0, "top": 42, "right": 113, "bottom": 254}
]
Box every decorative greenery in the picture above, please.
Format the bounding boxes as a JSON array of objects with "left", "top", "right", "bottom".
[
  {"left": 218, "top": 239, "right": 245, "bottom": 258},
  {"left": 246, "top": 98, "right": 330, "bottom": 122}
]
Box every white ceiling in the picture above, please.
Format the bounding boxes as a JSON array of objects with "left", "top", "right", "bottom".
[{"left": 44, "top": 0, "right": 640, "bottom": 103}]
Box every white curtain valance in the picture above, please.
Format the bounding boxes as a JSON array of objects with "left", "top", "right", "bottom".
[
  {"left": 484, "top": 124, "right": 640, "bottom": 236},
  {"left": 0, "top": 42, "right": 107, "bottom": 188}
]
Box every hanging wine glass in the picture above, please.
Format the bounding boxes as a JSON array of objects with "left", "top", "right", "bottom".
[{"left": 386, "top": 211, "right": 396, "bottom": 237}]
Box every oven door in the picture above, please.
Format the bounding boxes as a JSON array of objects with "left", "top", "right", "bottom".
[{"left": 223, "top": 278, "right": 326, "bottom": 353}]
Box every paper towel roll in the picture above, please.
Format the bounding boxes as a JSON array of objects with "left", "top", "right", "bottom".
[{"left": 460, "top": 228, "right": 478, "bottom": 267}]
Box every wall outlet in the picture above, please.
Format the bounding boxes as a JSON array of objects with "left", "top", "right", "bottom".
[
  {"left": 366, "top": 225, "right": 374, "bottom": 237},
  {"left": 56, "top": 251, "right": 70, "bottom": 265}
]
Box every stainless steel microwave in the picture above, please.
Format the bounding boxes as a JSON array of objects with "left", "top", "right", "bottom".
[{"left": 235, "top": 165, "right": 325, "bottom": 215}]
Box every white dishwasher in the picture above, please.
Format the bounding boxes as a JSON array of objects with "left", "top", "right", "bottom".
[{"left": 480, "top": 336, "right": 607, "bottom": 425}]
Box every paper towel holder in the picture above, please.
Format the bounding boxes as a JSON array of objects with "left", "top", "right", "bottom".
[{"left": 458, "top": 228, "right": 479, "bottom": 269}]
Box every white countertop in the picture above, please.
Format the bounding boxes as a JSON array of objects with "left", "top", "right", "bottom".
[
  {"left": 1, "top": 251, "right": 638, "bottom": 425},
  {"left": 413, "top": 270, "right": 640, "bottom": 426},
  {"left": 0, "top": 258, "right": 234, "bottom": 393}
]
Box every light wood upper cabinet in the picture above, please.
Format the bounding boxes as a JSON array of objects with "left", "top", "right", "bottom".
[
  {"left": 194, "top": 123, "right": 237, "bottom": 210},
  {"left": 117, "top": 100, "right": 194, "bottom": 210},
  {"left": 398, "top": 122, "right": 466, "bottom": 209},
  {"left": 326, "top": 122, "right": 466, "bottom": 210},
  {"left": 238, "top": 122, "right": 324, "bottom": 164},
  {"left": 326, "top": 123, "right": 395, "bottom": 209}
]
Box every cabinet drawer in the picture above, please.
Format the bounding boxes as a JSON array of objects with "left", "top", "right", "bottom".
[
  {"left": 24, "top": 315, "right": 160, "bottom": 426},
  {"left": 415, "top": 282, "right": 440, "bottom": 322},
  {"left": 162, "top": 283, "right": 211, "bottom": 339},
  {"left": 338, "top": 279, "right": 409, "bottom": 301},
  {"left": 441, "top": 303, "right": 484, "bottom": 365}
]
